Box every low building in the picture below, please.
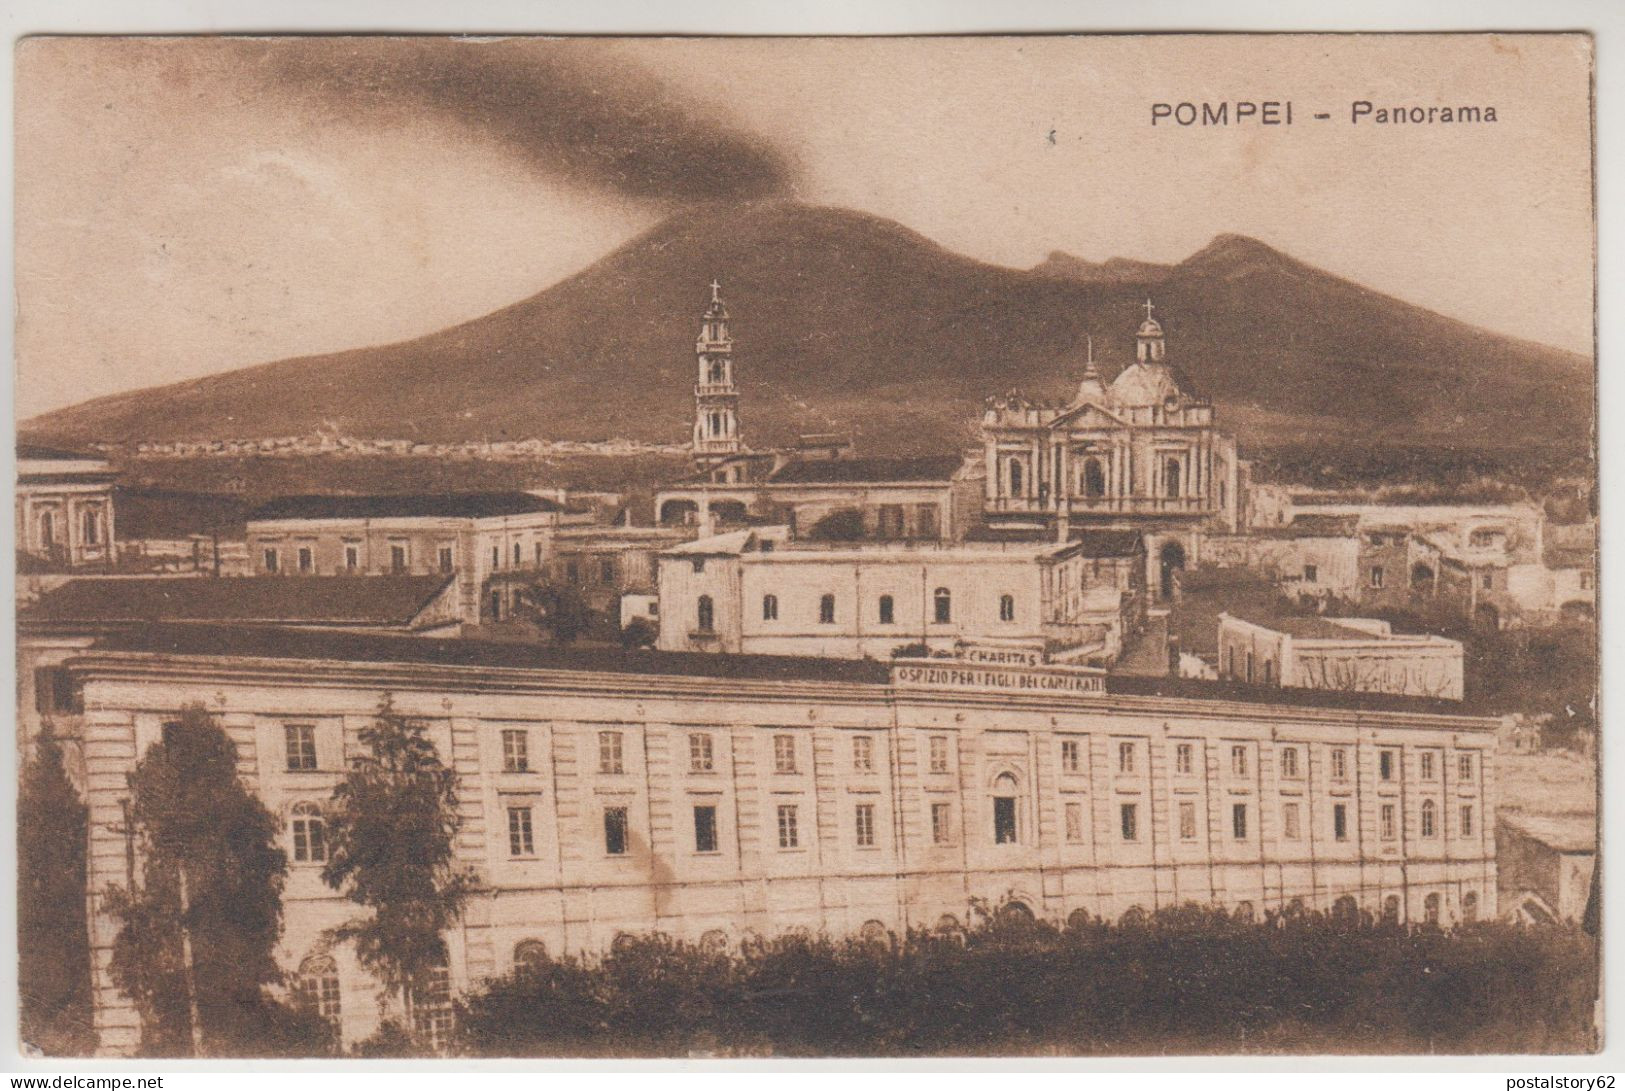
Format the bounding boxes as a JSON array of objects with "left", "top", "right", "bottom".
[
  {"left": 1497, "top": 813, "right": 1595, "bottom": 925},
  {"left": 16, "top": 443, "right": 117, "bottom": 569},
  {"left": 541, "top": 524, "right": 695, "bottom": 615},
  {"left": 1203, "top": 515, "right": 1362, "bottom": 601},
  {"left": 245, "top": 493, "right": 596, "bottom": 624},
  {"left": 655, "top": 527, "right": 1145, "bottom": 664},
  {"left": 53, "top": 622, "right": 1498, "bottom": 1054},
  {"left": 1217, "top": 613, "right": 1465, "bottom": 701}
]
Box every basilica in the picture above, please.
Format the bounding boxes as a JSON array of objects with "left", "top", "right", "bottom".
[{"left": 979, "top": 303, "right": 1246, "bottom": 599}]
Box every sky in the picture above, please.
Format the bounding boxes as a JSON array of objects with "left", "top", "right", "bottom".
[{"left": 14, "top": 34, "right": 1595, "bottom": 420}]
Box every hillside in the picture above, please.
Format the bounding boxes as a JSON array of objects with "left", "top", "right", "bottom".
[{"left": 25, "top": 202, "right": 1593, "bottom": 461}]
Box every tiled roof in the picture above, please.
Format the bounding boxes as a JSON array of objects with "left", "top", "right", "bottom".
[
  {"left": 72, "top": 623, "right": 1481, "bottom": 716},
  {"left": 767, "top": 456, "right": 963, "bottom": 484},
  {"left": 1251, "top": 514, "right": 1361, "bottom": 539},
  {"left": 82, "top": 623, "right": 893, "bottom": 685},
  {"left": 247, "top": 492, "right": 563, "bottom": 521},
  {"left": 24, "top": 574, "right": 456, "bottom": 627},
  {"left": 17, "top": 442, "right": 100, "bottom": 461}
]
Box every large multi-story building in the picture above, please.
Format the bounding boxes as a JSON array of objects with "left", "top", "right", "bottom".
[
  {"left": 980, "top": 306, "right": 1245, "bottom": 598},
  {"left": 16, "top": 443, "right": 117, "bottom": 569},
  {"left": 245, "top": 493, "right": 596, "bottom": 624},
  {"left": 654, "top": 526, "right": 1146, "bottom": 663},
  {"left": 55, "top": 623, "right": 1497, "bottom": 1054}
]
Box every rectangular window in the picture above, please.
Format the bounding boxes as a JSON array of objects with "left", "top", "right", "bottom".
[
  {"left": 1380, "top": 803, "right": 1397, "bottom": 841},
  {"left": 994, "top": 796, "right": 1018, "bottom": 844},
  {"left": 1481, "top": 572, "right": 1494, "bottom": 590},
  {"left": 439, "top": 546, "right": 454, "bottom": 573},
  {"left": 1458, "top": 753, "right": 1475, "bottom": 782},
  {"left": 1178, "top": 801, "right": 1197, "bottom": 841},
  {"left": 878, "top": 596, "right": 895, "bottom": 625},
  {"left": 777, "top": 804, "right": 799, "bottom": 849},
  {"left": 501, "top": 729, "right": 529, "bottom": 773},
  {"left": 1283, "top": 802, "right": 1301, "bottom": 840},
  {"left": 853, "top": 735, "right": 875, "bottom": 773},
  {"left": 600, "top": 558, "right": 616, "bottom": 583},
  {"left": 855, "top": 803, "right": 876, "bottom": 847},
  {"left": 263, "top": 547, "right": 279, "bottom": 573},
  {"left": 693, "top": 805, "right": 718, "bottom": 853},
  {"left": 1331, "top": 748, "right": 1348, "bottom": 781},
  {"left": 773, "top": 734, "right": 797, "bottom": 774},
  {"left": 689, "top": 732, "right": 714, "bottom": 773},
  {"left": 344, "top": 544, "right": 360, "bottom": 571},
  {"left": 514, "top": 542, "right": 523, "bottom": 566},
  {"left": 1117, "top": 741, "right": 1135, "bottom": 774},
  {"left": 390, "top": 544, "right": 407, "bottom": 573},
  {"left": 507, "top": 806, "right": 535, "bottom": 857},
  {"left": 1460, "top": 804, "right": 1474, "bottom": 837},
  {"left": 1060, "top": 739, "right": 1081, "bottom": 774},
  {"left": 1230, "top": 745, "right": 1248, "bottom": 777},
  {"left": 1232, "top": 803, "right": 1248, "bottom": 840},
  {"left": 492, "top": 546, "right": 501, "bottom": 569},
  {"left": 536, "top": 542, "right": 545, "bottom": 567},
  {"left": 1175, "top": 743, "right": 1193, "bottom": 775},
  {"left": 929, "top": 735, "right": 949, "bottom": 774},
  {"left": 1379, "top": 750, "right": 1395, "bottom": 781},
  {"left": 931, "top": 802, "right": 952, "bottom": 844},
  {"left": 1120, "top": 803, "right": 1138, "bottom": 842},
  {"left": 1280, "top": 746, "right": 1300, "bottom": 779},
  {"left": 603, "top": 807, "right": 628, "bottom": 855},
  {"left": 297, "top": 546, "right": 314, "bottom": 573},
  {"left": 1064, "top": 802, "right": 1084, "bottom": 843},
  {"left": 598, "top": 731, "right": 624, "bottom": 774},
  {"left": 1370, "top": 566, "right": 1385, "bottom": 589},
  {"left": 1333, "top": 803, "right": 1348, "bottom": 841},
  {"left": 1421, "top": 803, "right": 1436, "bottom": 838},
  {"left": 285, "top": 724, "right": 318, "bottom": 771},
  {"left": 1420, "top": 752, "right": 1436, "bottom": 780},
  {"left": 1303, "top": 563, "right": 1318, "bottom": 583}
]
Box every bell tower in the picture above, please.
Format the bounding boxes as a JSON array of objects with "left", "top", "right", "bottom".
[{"left": 693, "top": 279, "right": 741, "bottom": 468}]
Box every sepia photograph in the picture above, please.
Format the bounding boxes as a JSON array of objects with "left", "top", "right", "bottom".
[{"left": 11, "top": 30, "right": 1600, "bottom": 1062}]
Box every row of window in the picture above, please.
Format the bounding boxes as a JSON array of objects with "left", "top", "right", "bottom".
[
  {"left": 33, "top": 507, "right": 104, "bottom": 548},
  {"left": 261, "top": 539, "right": 551, "bottom": 575},
  {"left": 1002, "top": 455, "right": 1191, "bottom": 499},
  {"left": 281, "top": 724, "right": 1477, "bottom": 787},
  {"left": 287, "top": 787, "right": 1480, "bottom": 867},
  {"left": 702, "top": 588, "right": 1019, "bottom": 630}
]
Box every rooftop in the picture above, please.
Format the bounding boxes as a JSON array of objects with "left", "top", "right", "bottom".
[
  {"left": 1224, "top": 612, "right": 1385, "bottom": 641},
  {"left": 1499, "top": 812, "right": 1596, "bottom": 854},
  {"left": 24, "top": 574, "right": 457, "bottom": 628},
  {"left": 1251, "top": 514, "right": 1361, "bottom": 540},
  {"left": 18, "top": 442, "right": 102, "bottom": 462},
  {"left": 247, "top": 492, "right": 565, "bottom": 521},
  {"left": 766, "top": 455, "right": 964, "bottom": 485},
  {"left": 72, "top": 623, "right": 1481, "bottom": 717}
]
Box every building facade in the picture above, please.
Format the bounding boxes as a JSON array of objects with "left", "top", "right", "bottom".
[
  {"left": 59, "top": 625, "right": 1499, "bottom": 1055},
  {"left": 1218, "top": 613, "right": 1465, "bottom": 701},
  {"left": 655, "top": 527, "right": 1146, "bottom": 663},
  {"left": 16, "top": 444, "right": 117, "bottom": 569},
  {"left": 980, "top": 306, "right": 1244, "bottom": 598},
  {"left": 245, "top": 493, "right": 595, "bottom": 624}
]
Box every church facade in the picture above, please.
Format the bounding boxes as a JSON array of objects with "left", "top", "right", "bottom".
[{"left": 980, "top": 305, "right": 1245, "bottom": 598}]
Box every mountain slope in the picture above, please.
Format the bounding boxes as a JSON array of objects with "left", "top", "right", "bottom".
[{"left": 26, "top": 202, "right": 1592, "bottom": 460}]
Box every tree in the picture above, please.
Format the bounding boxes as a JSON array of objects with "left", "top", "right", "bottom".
[
  {"left": 619, "top": 616, "right": 658, "bottom": 649},
  {"left": 531, "top": 584, "right": 593, "bottom": 644},
  {"left": 19, "top": 730, "right": 94, "bottom": 1056},
  {"left": 322, "top": 696, "right": 471, "bottom": 1045},
  {"left": 105, "top": 704, "right": 308, "bottom": 1056}
]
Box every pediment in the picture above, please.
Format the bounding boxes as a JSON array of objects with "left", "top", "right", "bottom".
[{"left": 1046, "top": 401, "right": 1126, "bottom": 431}]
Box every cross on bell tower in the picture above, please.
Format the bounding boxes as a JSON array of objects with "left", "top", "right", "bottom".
[
  {"left": 1136, "top": 297, "right": 1167, "bottom": 363},
  {"left": 693, "top": 279, "right": 741, "bottom": 468}
]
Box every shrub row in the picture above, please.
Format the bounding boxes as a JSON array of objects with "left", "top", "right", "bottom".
[{"left": 454, "top": 905, "right": 1598, "bottom": 1057}]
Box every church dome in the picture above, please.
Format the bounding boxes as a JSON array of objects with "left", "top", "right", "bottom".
[{"left": 1109, "top": 361, "right": 1183, "bottom": 407}]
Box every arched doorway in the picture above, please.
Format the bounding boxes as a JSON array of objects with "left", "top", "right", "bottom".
[
  {"left": 1158, "top": 541, "right": 1186, "bottom": 601},
  {"left": 1461, "top": 892, "right": 1479, "bottom": 924},
  {"left": 1382, "top": 895, "right": 1401, "bottom": 925},
  {"left": 999, "top": 900, "right": 1035, "bottom": 923},
  {"left": 1332, "top": 895, "right": 1360, "bottom": 923}
]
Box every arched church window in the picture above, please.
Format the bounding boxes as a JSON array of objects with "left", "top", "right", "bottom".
[
  {"left": 697, "top": 595, "right": 714, "bottom": 632},
  {"left": 514, "top": 940, "right": 548, "bottom": 972},
  {"left": 1164, "top": 457, "right": 1181, "bottom": 497},
  {"left": 710, "top": 412, "right": 723, "bottom": 437},
  {"left": 40, "top": 511, "right": 54, "bottom": 548},
  {"left": 933, "top": 587, "right": 952, "bottom": 624},
  {"left": 709, "top": 361, "right": 725, "bottom": 384},
  {"left": 1083, "top": 458, "right": 1106, "bottom": 498}
]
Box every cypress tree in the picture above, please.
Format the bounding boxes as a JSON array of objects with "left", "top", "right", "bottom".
[{"left": 19, "top": 730, "right": 93, "bottom": 1055}]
